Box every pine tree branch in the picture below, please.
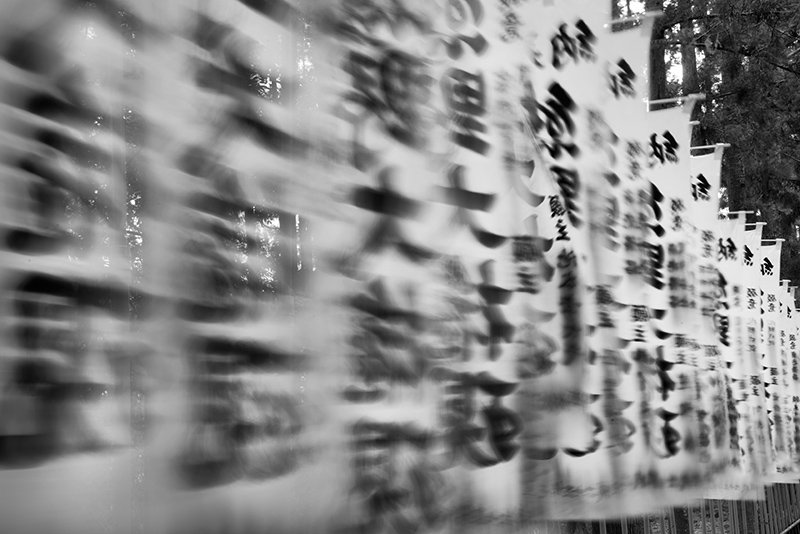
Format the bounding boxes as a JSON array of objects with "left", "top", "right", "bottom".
[
  {"left": 667, "top": 11, "right": 797, "bottom": 29},
  {"left": 655, "top": 32, "right": 800, "bottom": 78},
  {"left": 783, "top": 152, "right": 800, "bottom": 165},
  {"left": 654, "top": 37, "right": 800, "bottom": 76},
  {"left": 705, "top": 44, "right": 800, "bottom": 77},
  {"left": 705, "top": 90, "right": 738, "bottom": 101}
]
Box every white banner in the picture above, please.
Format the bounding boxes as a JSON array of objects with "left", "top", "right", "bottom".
[
  {"left": 759, "top": 240, "right": 791, "bottom": 479},
  {"left": 741, "top": 225, "right": 772, "bottom": 479},
  {"left": 591, "top": 15, "right": 678, "bottom": 516},
  {"left": 791, "top": 292, "right": 800, "bottom": 473},
  {"left": 705, "top": 213, "right": 759, "bottom": 499},
  {"left": 690, "top": 146, "right": 724, "bottom": 346},
  {"left": 602, "top": 17, "right": 658, "bottom": 301},
  {"left": 778, "top": 280, "right": 798, "bottom": 476},
  {"left": 645, "top": 101, "right": 710, "bottom": 505},
  {"left": 515, "top": 0, "right": 627, "bottom": 521}
]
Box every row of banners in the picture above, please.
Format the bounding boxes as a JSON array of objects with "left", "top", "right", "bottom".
[
  {"left": 311, "top": 0, "right": 800, "bottom": 528},
  {"left": 0, "top": 0, "right": 797, "bottom": 532}
]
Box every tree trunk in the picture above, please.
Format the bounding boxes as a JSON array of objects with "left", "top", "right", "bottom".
[
  {"left": 278, "top": 211, "right": 297, "bottom": 294},
  {"left": 297, "top": 215, "right": 313, "bottom": 295},
  {"left": 611, "top": 0, "right": 622, "bottom": 19},
  {"left": 646, "top": 0, "right": 668, "bottom": 100},
  {"left": 678, "top": 0, "right": 704, "bottom": 146},
  {"left": 718, "top": 27, "right": 743, "bottom": 211}
]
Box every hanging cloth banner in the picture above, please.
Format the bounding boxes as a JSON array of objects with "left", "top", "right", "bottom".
[
  {"left": 687, "top": 145, "right": 735, "bottom": 489},
  {"left": 645, "top": 101, "right": 698, "bottom": 319},
  {"left": 716, "top": 215, "right": 747, "bottom": 372},
  {"left": 516, "top": 0, "right": 610, "bottom": 271},
  {"left": 644, "top": 100, "right": 712, "bottom": 505},
  {"left": 791, "top": 292, "right": 800, "bottom": 471},
  {"left": 309, "top": 0, "right": 599, "bottom": 528},
  {"left": 597, "top": 15, "right": 655, "bottom": 286},
  {"left": 588, "top": 15, "right": 675, "bottom": 518},
  {"left": 603, "top": 17, "right": 653, "bottom": 118},
  {"left": 513, "top": 0, "right": 640, "bottom": 522},
  {"left": 740, "top": 225, "right": 772, "bottom": 481},
  {"left": 705, "top": 213, "right": 759, "bottom": 499},
  {"left": 602, "top": 16, "right": 655, "bottom": 298},
  {"left": 134, "top": 8, "right": 349, "bottom": 532},
  {"left": 759, "top": 240, "right": 792, "bottom": 480},
  {"left": 690, "top": 146, "right": 724, "bottom": 346},
  {"left": 434, "top": 3, "right": 571, "bottom": 521},
  {"left": 778, "top": 280, "right": 799, "bottom": 476},
  {"left": 310, "top": 2, "right": 522, "bottom": 531}
]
